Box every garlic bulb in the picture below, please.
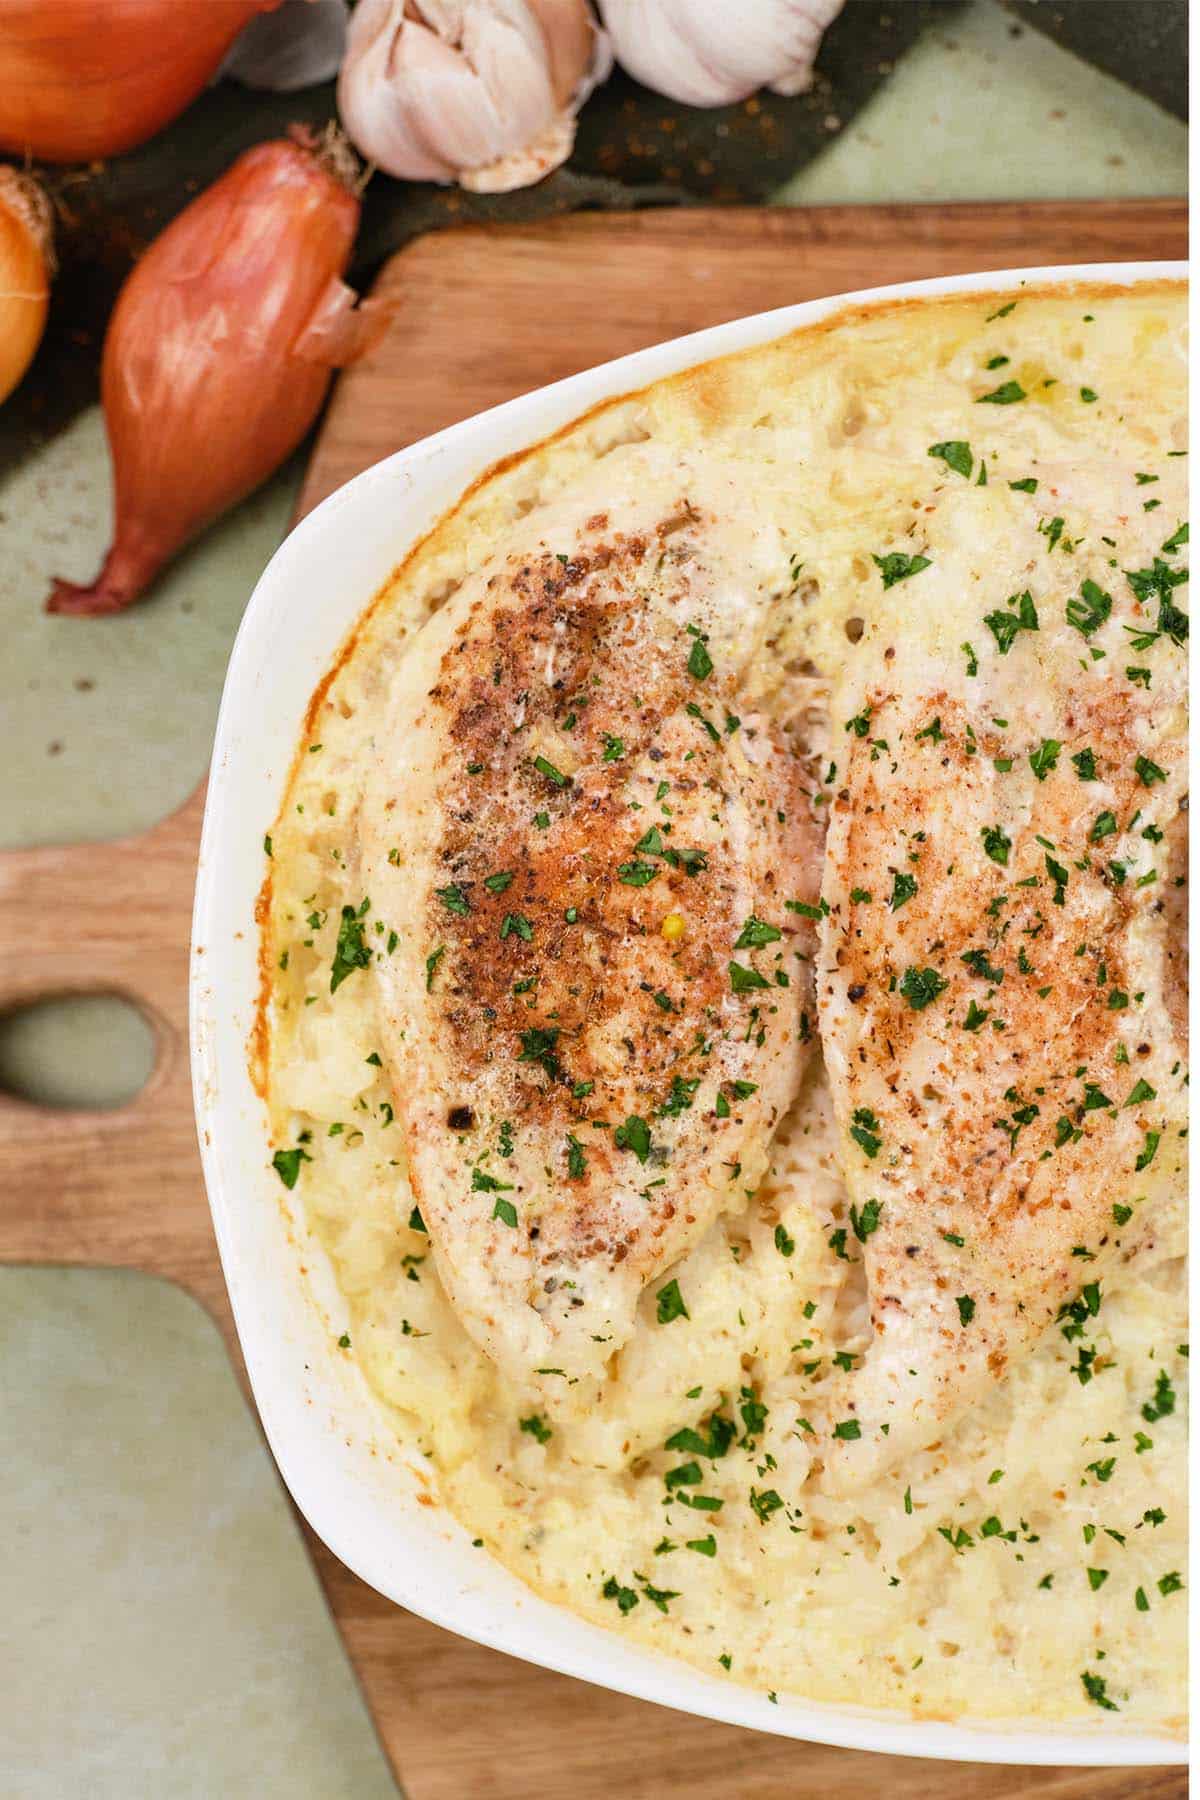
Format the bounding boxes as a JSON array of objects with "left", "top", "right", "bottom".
[
  {"left": 338, "top": 0, "right": 610, "bottom": 193},
  {"left": 598, "top": 0, "right": 844, "bottom": 107}
]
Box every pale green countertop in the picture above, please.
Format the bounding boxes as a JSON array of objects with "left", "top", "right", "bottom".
[{"left": 0, "top": 4, "right": 1186, "bottom": 1792}]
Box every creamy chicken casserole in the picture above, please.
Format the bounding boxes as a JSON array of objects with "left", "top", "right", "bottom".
[{"left": 260, "top": 282, "right": 1187, "bottom": 1731}]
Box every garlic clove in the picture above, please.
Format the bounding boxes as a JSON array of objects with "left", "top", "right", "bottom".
[
  {"left": 458, "top": 111, "right": 575, "bottom": 194},
  {"left": 338, "top": 0, "right": 608, "bottom": 190},
  {"left": 526, "top": 0, "right": 599, "bottom": 108},
  {"left": 402, "top": 4, "right": 556, "bottom": 177},
  {"left": 337, "top": 0, "right": 456, "bottom": 182},
  {"left": 598, "top": 0, "right": 843, "bottom": 108}
]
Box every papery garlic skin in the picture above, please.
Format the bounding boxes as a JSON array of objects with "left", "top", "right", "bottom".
[
  {"left": 338, "top": 0, "right": 610, "bottom": 191},
  {"left": 223, "top": 0, "right": 349, "bottom": 92},
  {"left": 598, "top": 0, "right": 843, "bottom": 107}
]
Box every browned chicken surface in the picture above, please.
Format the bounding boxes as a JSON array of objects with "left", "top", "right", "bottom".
[
  {"left": 361, "top": 448, "right": 823, "bottom": 1392},
  {"left": 815, "top": 478, "right": 1188, "bottom": 1489}
]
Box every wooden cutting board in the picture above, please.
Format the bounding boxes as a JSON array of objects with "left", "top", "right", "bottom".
[{"left": 0, "top": 203, "right": 1187, "bottom": 1800}]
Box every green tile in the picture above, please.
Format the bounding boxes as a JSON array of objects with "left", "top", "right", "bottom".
[
  {"left": 777, "top": 0, "right": 1187, "bottom": 205},
  {"left": 0, "top": 1267, "right": 399, "bottom": 1800}
]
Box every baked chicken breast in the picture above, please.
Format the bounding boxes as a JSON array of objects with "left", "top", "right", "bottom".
[
  {"left": 361, "top": 448, "right": 822, "bottom": 1393},
  {"left": 816, "top": 474, "right": 1188, "bottom": 1489}
]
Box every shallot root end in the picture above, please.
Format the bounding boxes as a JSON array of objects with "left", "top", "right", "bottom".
[{"left": 46, "top": 557, "right": 147, "bottom": 617}]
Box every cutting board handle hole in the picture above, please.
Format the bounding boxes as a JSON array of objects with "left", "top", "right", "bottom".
[{"left": 0, "top": 995, "right": 155, "bottom": 1112}]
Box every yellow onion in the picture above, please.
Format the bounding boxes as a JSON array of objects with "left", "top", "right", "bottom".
[
  {"left": 0, "top": 0, "right": 283, "bottom": 163},
  {"left": 338, "top": 0, "right": 610, "bottom": 193},
  {"left": 0, "top": 168, "right": 52, "bottom": 406},
  {"left": 48, "top": 130, "right": 390, "bottom": 617}
]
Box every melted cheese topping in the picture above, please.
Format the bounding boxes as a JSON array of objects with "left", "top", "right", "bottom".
[{"left": 262, "top": 284, "right": 1187, "bottom": 1732}]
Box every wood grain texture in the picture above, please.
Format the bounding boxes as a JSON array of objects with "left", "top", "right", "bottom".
[{"left": 1, "top": 205, "right": 1187, "bottom": 1798}]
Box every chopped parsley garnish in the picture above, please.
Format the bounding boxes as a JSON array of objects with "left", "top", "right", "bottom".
[
  {"left": 659, "top": 1075, "right": 701, "bottom": 1118},
  {"left": 491, "top": 1198, "right": 518, "bottom": 1228},
  {"left": 687, "top": 632, "right": 713, "bottom": 681},
  {"left": 873, "top": 551, "right": 931, "bottom": 589},
  {"left": 1072, "top": 748, "right": 1098, "bottom": 780},
  {"left": 1142, "top": 1370, "right": 1175, "bottom": 1422},
  {"left": 1126, "top": 557, "right": 1189, "bottom": 645},
  {"left": 1029, "top": 738, "right": 1061, "bottom": 782},
  {"left": 832, "top": 1419, "right": 861, "bottom": 1441},
  {"left": 471, "top": 1167, "right": 513, "bottom": 1194},
  {"left": 984, "top": 589, "right": 1038, "bottom": 654},
  {"left": 424, "top": 944, "right": 446, "bottom": 991},
  {"left": 899, "top": 966, "right": 947, "bottom": 1011},
  {"left": 666, "top": 1414, "right": 736, "bottom": 1461},
  {"left": 1135, "top": 1130, "right": 1160, "bottom": 1172},
  {"left": 517, "top": 1026, "right": 561, "bottom": 1081},
  {"left": 729, "top": 961, "right": 770, "bottom": 994},
  {"left": 602, "top": 734, "right": 624, "bottom": 762},
  {"left": 849, "top": 1107, "right": 882, "bottom": 1159},
  {"left": 533, "top": 754, "right": 569, "bottom": 788},
  {"left": 330, "top": 903, "right": 372, "bottom": 992},
  {"left": 956, "top": 1295, "right": 976, "bottom": 1326},
  {"left": 614, "top": 1115, "right": 652, "bottom": 1162},
  {"left": 850, "top": 1198, "right": 882, "bottom": 1241},
  {"left": 1134, "top": 755, "right": 1167, "bottom": 787},
  {"left": 774, "top": 1223, "right": 795, "bottom": 1257},
  {"left": 519, "top": 1414, "right": 552, "bottom": 1444},
  {"left": 1081, "top": 1671, "right": 1119, "bottom": 1711},
  {"left": 928, "top": 440, "right": 972, "bottom": 478},
  {"left": 566, "top": 1133, "right": 587, "bottom": 1179},
  {"left": 1045, "top": 852, "right": 1069, "bottom": 906},
  {"left": 435, "top": 884, "right": 470, "bottom": 917},
  {"left": 1066, "top": 579, "right": 1112, "bottom": 639},
  {"left": 685, "top": 702, "right": 721, "bottom": 744},
  {"left": 735, "top": 915, "right": 782, "bottom": 949},
  {"left": 981, "top": 824, "right": 1011, "bottom": 866},
  {"left": 483, "top": 870, "right": 514, "bottom": 893},
  {"left": 271, "top": 1146, "right": 310, "bottom": 1189},
  {"left": 500, "top": 912, "right": 533, "bottom": 942},
  {"left": 889, "top": 872, "right": 917, "bottom": 911},
  {"left": 602, "top": 1576, "right": 638, "bottom": 1614},
  {"left": 619, "top": 859, "right": 659, "bottom": 887},
  {"left": 656, "top": 1278, "right": 689, "bottom": 1323},
  {"left": 977, "top": 380, "right": 1025, "bottom": 404}
]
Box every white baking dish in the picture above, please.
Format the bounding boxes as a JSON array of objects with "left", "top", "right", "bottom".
[{"left": 191, "top": 261, "right": 1186, "bottom": 1766}]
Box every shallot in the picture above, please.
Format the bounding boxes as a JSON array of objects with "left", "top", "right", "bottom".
[{"left": 48, "top": 130, "right": 390, "bottom": 618}]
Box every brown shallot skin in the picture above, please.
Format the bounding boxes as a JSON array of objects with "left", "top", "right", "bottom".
[{"left": 48, "top": 131, "right": 389, "bottom": 618}]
